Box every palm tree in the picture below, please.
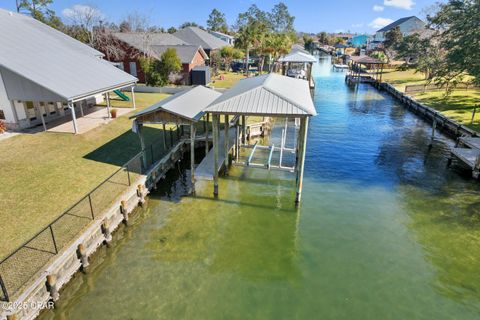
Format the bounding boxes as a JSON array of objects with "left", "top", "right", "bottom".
[
  {"left": 269, "top": 33, "right": 293, "bottom": 73},
  {"left": 235, "top": 21, "right": 266, "bottom": 77}
]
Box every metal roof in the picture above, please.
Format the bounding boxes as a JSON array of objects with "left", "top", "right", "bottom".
[
  {"left": 205, "top": 73, "right": 317, "bottom": 117},
  {"left": 130, "top": 86, "right": 222, "bottom": 122},
  {"left": 0, "top": 9, "right": 137, "bottom": 102},
  {"left": 377, "top": 16, "right": 422, "bottom": 32},
  {"left": 278, "top": 51, "right": 317, "bottom": 63},
  {"left": 291, "top": 44, "right": 309, "bottom": 54},
  {"left": 349, "top": 56, "right": 384, "bottom": 64},
  {"left": 174, "top": 27, "right": 230, "bottom": 50}
]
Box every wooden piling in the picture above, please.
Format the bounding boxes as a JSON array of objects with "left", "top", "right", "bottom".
[
  {"left": 295, "top": 117, "right": 309, "bottom": 204},
  {"left": 224, "top": 115, "right": 229, "bottom": 174},
  {"left": 190, "top": 123, "right": 196, "bottom": 193},
  {"left": 212, "top": 114, "right": 219, "bottom": 197},
  {"left": 205, "top": 113, "right": 209, "bottom": 155},
  {"left": 242, "top": 115, "right": 247, "bottom": 144}
]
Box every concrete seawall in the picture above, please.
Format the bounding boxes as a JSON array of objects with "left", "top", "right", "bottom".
[{"left": 1, "top": 141, "right": 189, "bottom": 320}]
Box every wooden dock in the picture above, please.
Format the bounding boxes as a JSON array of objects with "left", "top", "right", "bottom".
[
  {"left": 196, "top": 127, "right": 236, "bottom": 181},
  {"left": 449, "top": 136, "right": 480, "bottom": 179}
]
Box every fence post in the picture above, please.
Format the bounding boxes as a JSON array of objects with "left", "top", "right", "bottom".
[
  {"left": 49, "top": 225, "right": 58, "bottom": 254},
  {"left": 471, "top": 106, "right": 477, "bottom": 125},
  {"left": 88, "top": 194, "right": 95, "bottom": 220},
  {"left": 170, "top": 128, "right": 174, "bottom": 147},
  {"left": 0, "top": 272, "right": 9, "bottom": 302}
]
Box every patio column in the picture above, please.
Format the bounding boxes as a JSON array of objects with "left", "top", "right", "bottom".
[
  {"left": 190, "top": 123, "right": 196, "bottom": 193},
  {"left": 131, "top": 86, "right": 136, "bottom": 109},
  {"left": 212, "top": 114, "right": 219, "bottom": 197},
  {"left": 68, "top": 102, "right": 78, "bottom": 134},
  {"left": 39, "top": 103, "right": 47, "bottom": 132},
  {"left": 106, "top": 92, "right": 111, "bottom": 118},
  {"left": 79, "top": 101, "right": 84, "bottom": 117},
  {"left": 224, "top": 115, "right": 229, "bottom": 175},
  {"left": 295, "top": 117, "right": 309, "bottom": 204}
]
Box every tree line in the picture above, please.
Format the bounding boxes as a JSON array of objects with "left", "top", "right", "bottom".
[{"left": 382, "top": 0, "right": 479, "bottom": 90}]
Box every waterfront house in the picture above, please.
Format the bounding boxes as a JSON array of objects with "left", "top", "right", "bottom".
[
  {"left": 0, "top": 9, "right": 137, "bottom": 132},
  {"left": 351, "top": 35, "right": 371, "bottom": 48},
  {"left": 110, "top": 32, "right": 209, "bottom": 85},
  {"left": 374, "top": 16, "right": 426, "bottom": 42},
  {"left": 208, "top": 31, "right": 235, "bottom": 45},
  {"left": 174, "top": 27, "right": 230, "bottom": 56}
]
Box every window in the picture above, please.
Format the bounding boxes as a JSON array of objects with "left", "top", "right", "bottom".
[
  {"left": 0, "top": 109, "right": 5, "bottom": 120},
  {"left": 25, "top": 101, "right": 36, "bottom": 120}
]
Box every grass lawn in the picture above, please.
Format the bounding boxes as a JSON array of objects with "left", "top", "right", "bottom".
[
  {"left": 209, "top": 71, "right": 246, "bottom": 89},
  {"left": 381, "top": 68, "right": 480, "bottom": 132},
  {"left": 380, "top": 69, "right": 427, "bottom": 92},
  {"left": 0, "top": 92, "right": 169, "bottom": 259},
  {"left": 413, "top": 90, "right": 480, "bottom": 132}
]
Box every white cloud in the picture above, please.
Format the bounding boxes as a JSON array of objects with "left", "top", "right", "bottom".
[
  {"left": 384, "top": 0, "right": 415, "bottom": 10},
  {"left": 373, "top": 5, "right": 385, "bottom": 12},
  {"left": 369, "top": 17, "right": 394, "bottom": 29},
  {"left": 62, "top": 4, "right": 104, "bottom": 20}
]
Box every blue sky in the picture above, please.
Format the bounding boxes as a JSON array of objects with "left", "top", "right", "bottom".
[{"left": 0, "top": 0, "right": 441, "bottom": 33}]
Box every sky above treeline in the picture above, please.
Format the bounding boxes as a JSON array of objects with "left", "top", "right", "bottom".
[{"left": 0, "top": 0, "right": 442, "bottom": 33}]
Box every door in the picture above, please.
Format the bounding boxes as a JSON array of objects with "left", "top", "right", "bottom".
[{"left": 129, "top": 61, "right": 137, "bottom": 77}]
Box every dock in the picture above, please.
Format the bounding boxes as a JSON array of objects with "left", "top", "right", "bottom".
[
  {"left": 196, "top": 127, "right": 236, "bottom": 180},
  {"left": 449, "top": 136, "right": 480, "bottom": 178}
]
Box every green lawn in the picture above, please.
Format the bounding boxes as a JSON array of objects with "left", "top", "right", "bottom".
[
  {"left": 380, "top": 69, "right": 428, "bottom": 92},
  {"left": 209, "top": 71, "right": 246, "bottom": 89},
  {"left": 414, "top": 90, "right": 480, "bottom": 132},
  {"left": 0, "top": 92, "right": 169, "bottom": 259},
  {"left": 382, "top": 68, "right": 480, "bottom": 132}
]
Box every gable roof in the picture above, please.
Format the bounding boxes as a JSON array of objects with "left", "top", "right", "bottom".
[
  {"left": 113, "top": 32, "right": 188, "bottom": 48},
  {"left": 0, "top": 9, "right": 137, "bottom": 102},
  {"left": 205, "top": 73, "right": 317, "bottom": 117},
  {"left": 377, "top": 16, "right": 423, "bottom": 33},
  {"left": 278, "top": 51, "right": 317, "bottom": 63},
  {"left": 113, "top": 33, "right": 208, "bottom": 63},
  {"left": 130, "top": 86, "right": 221, "bottom": 122},
  {"left": 174, "top": 27, "right": 230, "bottom": 50}
]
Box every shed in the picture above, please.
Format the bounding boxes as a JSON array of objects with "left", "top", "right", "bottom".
[{"left": 191, "top": 66, "right": 211, "bottom": 86}]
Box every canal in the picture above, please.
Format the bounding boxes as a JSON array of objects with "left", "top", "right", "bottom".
[{"left": 40, "top": 55, "right": 480, "bottom": 320}]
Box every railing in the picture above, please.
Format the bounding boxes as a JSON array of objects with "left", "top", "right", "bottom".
[
  {"left": 405, "top": 82, "right": 480, "bottom": 94},
  {"left": 0, "top": 124, "right": 198, "bottom": 302}
]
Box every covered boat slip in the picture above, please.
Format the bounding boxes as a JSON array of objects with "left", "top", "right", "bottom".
[
  {"left": 278, "top": 51, "right": 317, "bottom": 89},
  {"left": 346, "top": 56, "right": 385, "bottom": 85},
  {"left": 130, "top": 73, "right": 317, "bottom": 203}
]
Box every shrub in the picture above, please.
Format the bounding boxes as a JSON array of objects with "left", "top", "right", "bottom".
[{"left": 0, "top": 121, "right": 6, "bottom": 133}]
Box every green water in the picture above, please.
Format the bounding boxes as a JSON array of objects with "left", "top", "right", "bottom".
[{"left": 40, "top": 56, "right": 480, "bottom": 320}]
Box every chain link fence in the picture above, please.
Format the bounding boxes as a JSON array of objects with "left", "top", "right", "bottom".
[
  {"left": 405, "top": 82, "right": 480, "bottom": 94},
  {"left": 0, "top": 128, "right": 186, "bottom": 302}
]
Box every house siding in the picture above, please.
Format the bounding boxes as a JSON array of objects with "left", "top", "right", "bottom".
[
  {"left": 0, "top": 71, "right": 15, "bottom": 124},
  {"left": 375, "top": 17, "right": 425, "bottom": 42}
]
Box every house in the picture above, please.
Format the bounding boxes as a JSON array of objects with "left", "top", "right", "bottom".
[
  {"left": 374, "top": 16, "right": 426, "bottom": 42},
  {"left": 174, "top": 27, "right": 230, "bottom": 56},
  {"left": 111, "top": 32, "right": 209, "bottom": 85},
  {"left": 0, "top": 9, "right": 137, "bottom": 132},
  {"left": 208, "top": 31, "right": 235, "bottom": 45},
  {"left": 351, "top": 35, "right": 371, "bottom": 48}
]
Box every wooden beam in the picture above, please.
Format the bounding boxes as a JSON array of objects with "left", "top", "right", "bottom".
[
  {"left": 235, "top": 121, "right": 240, "bottom": 162},
  {"left": 242, "top": 115, "right": 247, "bottom": 143},
  {"left": 212, "top": 114, "right": 219, "bottom": 197},
  {"left": 205, "top": 113, "right": 209, "bottom": 155},
  {"left": 190, "top": 123, "right": 196, "bottom": 193},
  {"left": 137, "top": 122, "right": 147, "bottom": 169},
  {"left": 295, "top": 117, "right": 309, "bottom": 204},
  {"left": 224, "top": 115, "right": 229, "bottom": 174}
]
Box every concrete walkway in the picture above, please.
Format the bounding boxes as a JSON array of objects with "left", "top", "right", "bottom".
[{"left": 46, "top": 107, "right": 132, "bottom": 134}]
